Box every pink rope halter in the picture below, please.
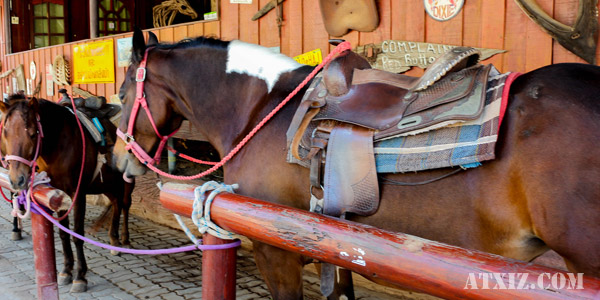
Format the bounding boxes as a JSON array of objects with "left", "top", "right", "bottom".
[{"left": 0, "top": 114, "right": 44, "bottom": 169}]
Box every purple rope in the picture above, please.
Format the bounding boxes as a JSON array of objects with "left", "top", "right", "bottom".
[{"left": 31, "top": 202, "right": 241, "bottom": 254}]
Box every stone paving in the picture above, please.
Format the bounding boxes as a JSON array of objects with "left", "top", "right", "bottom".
[{"left": 0, "top": 199, "right": 411, "bottom": 300}]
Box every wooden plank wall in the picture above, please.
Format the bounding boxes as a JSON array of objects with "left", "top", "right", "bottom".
[{"left": 0, "top": 0, "right": 597, "bottom": 101}]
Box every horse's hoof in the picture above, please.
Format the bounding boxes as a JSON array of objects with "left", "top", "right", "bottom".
[
  {"left": 110, "top": 249, "right": 121, "bottom": 256},
  {"left": 57, "top": 273, "right": 72, "bottom": 286},
  {"left": 11, "top": 231, "right": 22, "bottom": 241},
  {"left": 70, "top": 280, "right": 87, "bottom": 293}
]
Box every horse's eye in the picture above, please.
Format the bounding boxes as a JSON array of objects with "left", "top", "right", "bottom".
[{"left": 181, "top": 5, "right": 187, "bottom": 10}]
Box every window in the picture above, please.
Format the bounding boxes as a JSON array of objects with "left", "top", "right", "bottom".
[
  {"left": 98, "top": 0, "right": 132, "bottom": 37},
  {"left": 32, "top": 2, "right": 66, "bottom": 48}
]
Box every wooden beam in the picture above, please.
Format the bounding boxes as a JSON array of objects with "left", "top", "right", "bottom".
[{"left": 160, "top": 182, "right": 600, "bottom": 300}]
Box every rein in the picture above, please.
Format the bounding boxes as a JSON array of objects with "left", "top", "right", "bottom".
[{"left": 118, "top": 41, "right": 352, "bottom": 180}]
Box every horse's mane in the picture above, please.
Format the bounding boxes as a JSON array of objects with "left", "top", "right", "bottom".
[
  {"left": 152, "top": 36, "right": 230, "bottom": 51},
  {"left": 4, "top": 94, "right": 71, "bottom": 122}
]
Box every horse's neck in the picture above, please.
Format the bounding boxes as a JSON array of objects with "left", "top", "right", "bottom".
[{"left": 176, "top": 43, "right": 310, "bottom": 156}]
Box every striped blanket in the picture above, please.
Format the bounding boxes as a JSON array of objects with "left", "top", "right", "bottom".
[{"left": 374, "top": 67, "right": 511, "bottom": 173}]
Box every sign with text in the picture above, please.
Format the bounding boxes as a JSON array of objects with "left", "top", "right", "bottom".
[
  {"left": 354, "top": 40, "right": 505, "bottom": 73},
  {"left": 424, "top": 0, "right": 464, "bottom": 21},
  {"left": 72, "top": 40, "right": 115, "bottom": 84},
  {"left": 45, "top": 64, "right": 54, "bottom": 96},
  {"left": 293, "top": 49, "right": 323, "bottom": 66}
]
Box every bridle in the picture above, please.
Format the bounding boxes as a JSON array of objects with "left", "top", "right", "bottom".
[
  {"left": 117, "top": 41, "right": 352, "bottom": 181},
  {"left": 0, "top": 113, "right": 44, "bottom": 170},
  {"left": 116, "top": 47, "right": 179, "bottom": 167}
]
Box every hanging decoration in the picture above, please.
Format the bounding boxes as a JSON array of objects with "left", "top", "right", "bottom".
[
  {"left": 53, "top": 55, "right": 71, "bottom": 86},
  {"left": 153, "top": 0, "right": 199, "bottom": 27},
  {"left": 424, "top": 0, "right": 465, "bottom": 21}
]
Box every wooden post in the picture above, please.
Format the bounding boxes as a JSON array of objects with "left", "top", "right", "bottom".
[
  {"left": 31, "top": 212, "right": 58, "bottom": 300},
  {"left": 89, "top": 0, "right": 98, "bottom": 38},
  {"left": 202, "top": 234, "right": 237, "bottom": 300},
  {"left": 0, "top": 168, "right": 70, "bottom": 300},
  {"left": 160, "top": 182, "right": 600, "bottom": 300}
]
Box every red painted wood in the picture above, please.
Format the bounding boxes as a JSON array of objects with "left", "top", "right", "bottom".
[
  {"left": 160, "top": 182, "right": 600, "bottom": 300},
  {"left": 31, "top": 212, "right": 58, "bottom": 300},
  {"left": 0, "top": 168, "right": 71, "bottom": 211},
  {"left": 202, "top": 234, "right": 237, "bottom": 300}
]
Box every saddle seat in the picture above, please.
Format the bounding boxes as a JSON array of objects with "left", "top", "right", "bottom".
[{"left": 286, "top": 46, "right": 491, "bottom": 218}]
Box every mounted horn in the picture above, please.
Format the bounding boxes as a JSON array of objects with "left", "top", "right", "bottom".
[{"left": 514, "top": 0, "right": 598, "bottom": 64}]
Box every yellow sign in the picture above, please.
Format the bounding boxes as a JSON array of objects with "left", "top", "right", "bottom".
[
  {"left": 293, "top": 49, "right": 322, "bottom": 66},
  {"left": 72, "top": 40, "right": 115, "bottom": 84}
]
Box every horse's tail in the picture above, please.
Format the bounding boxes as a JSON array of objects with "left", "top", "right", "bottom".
[{"left": 88, "top": 204, "right": 113, "bottom": 235}]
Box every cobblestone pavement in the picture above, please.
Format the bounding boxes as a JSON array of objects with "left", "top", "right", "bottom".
[{"left": 0, "top": 200, "right": 411, "bottom": 300}]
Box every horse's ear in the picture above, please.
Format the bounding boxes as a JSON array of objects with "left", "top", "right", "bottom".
[
  {"left": 131, "top": 27, "right": 146, "bottom": 65},
  {"left": 0, "top": 101, "right": 7, "bottom": 114},
  {"left": 147, "top": 31, "right": 159, "bottom": 47},
  {"left": 28, "top": 97, "right": 39, "bottom": 112}
]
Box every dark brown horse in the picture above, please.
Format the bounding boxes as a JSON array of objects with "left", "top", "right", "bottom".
[
  {"left": 114, "top": 28, "right": 600, "bottom": 299},
  {"left": 0, "top": 97, "right": 135, "bottom": 293}
]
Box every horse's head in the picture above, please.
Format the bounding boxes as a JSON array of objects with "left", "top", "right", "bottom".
[
  {"left": 174, "top": 0, "right": 198, "bottom": 19},
  {"left": 0, "top": 96, "right": 41, "bottom": 190},
  {"left": 113, "top": 28, "right": 184, "bottom": 179}
]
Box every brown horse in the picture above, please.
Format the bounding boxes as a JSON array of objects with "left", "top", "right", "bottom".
[
  {"left": 114, "top": 28, "right": 600, "bottom": 299},
  {"left": 0, "top": 96, "right": 135, "bottom": 293}
]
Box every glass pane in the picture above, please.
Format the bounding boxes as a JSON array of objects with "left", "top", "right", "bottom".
[
  {"left": 115, "top": 0, "right": 122, "bottom": 10},
  {"left": 33, "top": 4, "right": 46, "bottom": 17},
  {"left": 101, "top": 0, "right": 110, "bottom": 9},
  {"left": 99, "top": 8, "right": 104, "bottom": 18},
  {"left": 120, "top": 22, "right": 129, "bottom": 31},
  {"left": 34, "top": 19, "right": 48, "bottom": 34},
  {"left": 99, "top": 20, "right": 105, "bottom": 30},
  {"left": 120, "top": 9, "right": 129, "bottom": 18},
  {"left": 49, "top": 4, "right": 64, "bottom": 17},
  {"left": 50, "top": 19, "right": 65, "bottom": 34},
  {"left": 34, "top": 36, "right": 49, "bottom": 48},
  {"left": 50, "top": 36, "right": 65, "bottom": 45},
  {"left": 107, "top": 21, "right": 116, "bottom": 31}
]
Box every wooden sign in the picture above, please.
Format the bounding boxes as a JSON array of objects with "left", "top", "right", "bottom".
[
  {"left": 293, "top": 49, "right": 323, "bottom": 66},
  {"left": 354, "top": 40, "right": 506, "bottom": 73},
  {"left": 45, "top": 64, "right": 54, "bottom": 96},
  {"left": 72, "top": 40, "right": 115, "bottom": 84}
]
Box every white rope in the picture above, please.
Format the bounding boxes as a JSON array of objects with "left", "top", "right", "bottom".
[
  {"left": 191, "top": 181, "right": 239, "bottom": 240},
  {"left": 12, "top": 171, "right": 51, "bottom": 219}
]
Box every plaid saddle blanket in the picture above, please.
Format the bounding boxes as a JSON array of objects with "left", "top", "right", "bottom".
[{"left": 374, "top": 67, "right": 512, "bottom": 173}]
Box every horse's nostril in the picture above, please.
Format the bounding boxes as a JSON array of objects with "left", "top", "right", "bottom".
[{"left": 17, "top": 175, "right": 26, "bottom": 188}]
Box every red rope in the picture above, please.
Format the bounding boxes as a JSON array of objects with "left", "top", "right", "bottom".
[{"left": 131, "top": 42, "right": 352, "bottom": 180}]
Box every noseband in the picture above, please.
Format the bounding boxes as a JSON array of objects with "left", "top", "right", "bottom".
[
  {"left": 116, "top": 47, "right": 179, "bottom": 166},
  {"left": 0, "top": 114, "right": 44, "bottom": 169}
]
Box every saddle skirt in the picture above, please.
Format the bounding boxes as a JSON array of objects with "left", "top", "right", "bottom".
[{"left": 286, "top": 48, "right": 509, "bottom": 218}]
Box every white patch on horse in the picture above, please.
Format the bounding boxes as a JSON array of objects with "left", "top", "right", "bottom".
[{"left": 226, "top": 40, "right": 302, "bottom": 93}]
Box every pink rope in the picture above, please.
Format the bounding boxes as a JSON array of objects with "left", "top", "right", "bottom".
[{"left": 130, "top": 42, "right": 352, "bottom": 180}]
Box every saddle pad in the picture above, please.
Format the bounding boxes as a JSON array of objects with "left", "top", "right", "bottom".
[
  {"left": 374, "top": 67, "right": 510, "bottom": 173},
  {"left": 66, "top": 107, "right": 102, "bottom": 143}
]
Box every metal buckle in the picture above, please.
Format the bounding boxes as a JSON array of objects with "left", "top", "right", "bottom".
[
  {"left": 125, "top": 133, "right": 136, "bottom": 143},
  {"left": 136, "top": 67, "right": 147, "bottom": 82}
]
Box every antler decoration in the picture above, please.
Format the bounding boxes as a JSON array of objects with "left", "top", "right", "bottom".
[
  {"left": 514, "top": 0, "right": 598, "bottom": 64},
  {"left": 153, "top": 0, "right": 199, "bottom": 28}
]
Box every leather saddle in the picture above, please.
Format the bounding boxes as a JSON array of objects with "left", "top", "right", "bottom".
[
  {"left": 58, "top": 89, "right": 120, "bottom": 150},
  {"left": 286, "top": 46, "right": 491, "bottom": 218}
]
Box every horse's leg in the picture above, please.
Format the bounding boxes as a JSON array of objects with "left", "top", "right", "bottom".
[
  {"left": 105, "top": 193, "right": 122, "bottom": 256},
  {"left": 11, "top": 216, "right": 22, "bottom": 241},
  {"left": 57, "top": 213, "right": 74, "bottom": 286},
  {"left": 253, "top": 241, "right": 305, "bottom": 300},
  {"left": 314, "top": 263, "right": 356, "bottom": 300},
  {"left": 120, "top": 181, "right": 134, "bottom": 246},
  {"left": 71, "top": 194, "right": 88, "bottom": 293},
  {"left": 12, "top": 203, "right": 23, "bottom": 241}
]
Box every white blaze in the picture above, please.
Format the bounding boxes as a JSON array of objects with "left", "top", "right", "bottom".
[{"left": 226, "top": 40, "right": 302, "bottom": 93}]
